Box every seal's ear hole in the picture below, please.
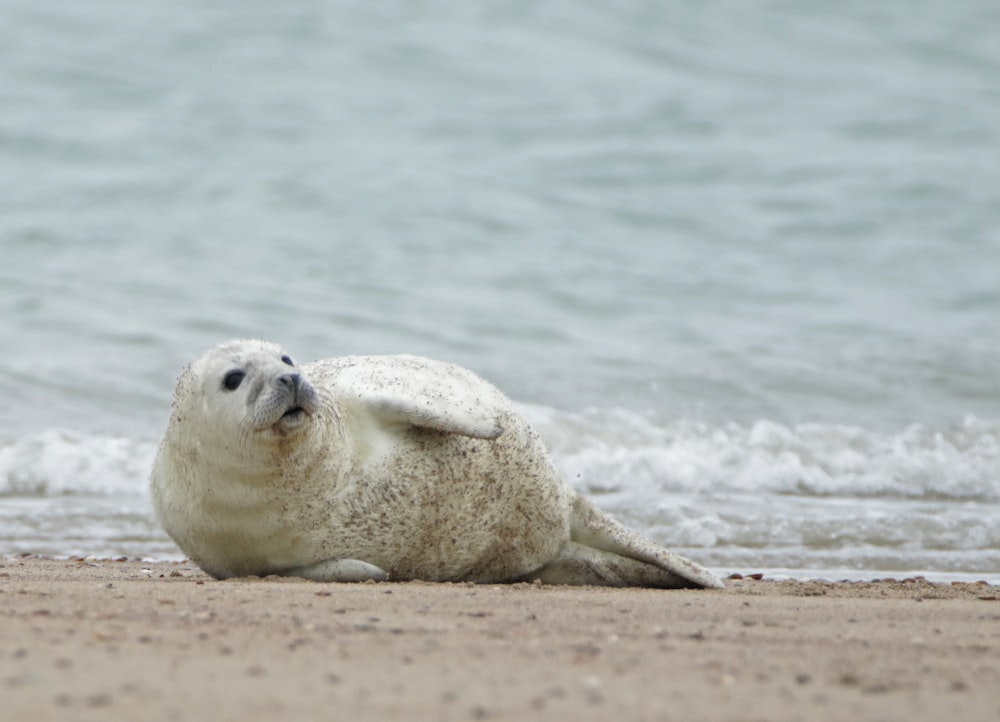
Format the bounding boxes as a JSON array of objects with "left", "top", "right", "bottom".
[
  {"left": 281, "top": 354, "right": 294, "bottom": 366},
  {"left": 223, "top": 370, "right": 246, "bottom": 391}
]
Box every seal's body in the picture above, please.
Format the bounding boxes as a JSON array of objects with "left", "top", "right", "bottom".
[{"left": 150, "top": 340, "right": 722, "bottom": 589}]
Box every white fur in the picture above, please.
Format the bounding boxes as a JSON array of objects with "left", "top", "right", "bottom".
[{"left": 150, "top": 340, "right": 722, "bottom": 589}]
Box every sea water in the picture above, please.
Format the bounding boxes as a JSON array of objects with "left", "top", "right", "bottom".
[{"left": 2, "top": 1, "right": 998, "bottom": 581}]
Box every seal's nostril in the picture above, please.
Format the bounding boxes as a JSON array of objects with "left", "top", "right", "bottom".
[{"left": 277, "top": 373, "right": 301, "bottom": 390}]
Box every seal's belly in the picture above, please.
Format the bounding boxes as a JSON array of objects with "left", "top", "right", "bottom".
[{"left": 321, "top": 427, "right": 572, "bottom": 582}]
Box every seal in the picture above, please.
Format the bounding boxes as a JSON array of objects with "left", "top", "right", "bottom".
[{"left": 150, "top": 340, "right": 723, "bottom": 589}]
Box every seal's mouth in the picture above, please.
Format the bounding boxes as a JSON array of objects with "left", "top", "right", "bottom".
[
  {"left": 266, "top": 405, "right": 312, "bottom": 434},
  {"left": 269, "top": 378, "right": 319, "bottom": 431}
]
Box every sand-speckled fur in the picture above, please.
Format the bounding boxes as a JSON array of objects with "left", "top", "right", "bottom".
[{"left": 150, "top": 340, "right": 722, "bottom": 589}]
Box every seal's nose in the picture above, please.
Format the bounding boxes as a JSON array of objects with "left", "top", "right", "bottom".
[{"left": 277, "top": 373, "right": 301, "bottom": 392}]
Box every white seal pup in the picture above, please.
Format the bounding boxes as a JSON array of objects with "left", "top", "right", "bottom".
[{"left": 150, "top": 340, "right": 723, "bottom": 589}]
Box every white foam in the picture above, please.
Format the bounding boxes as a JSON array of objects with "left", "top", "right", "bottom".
[
  {"left": 3, "top": 412, "right": 998, "bottom": 575},
  {"left": 516, "top": 406, "right": 1000, "bottom": 576},
  {"left": 521, "top": 406, "right": 1000, "bottom": 502},
  {"left": 0, "top": 429, "right": 155, "bottom": 497}
]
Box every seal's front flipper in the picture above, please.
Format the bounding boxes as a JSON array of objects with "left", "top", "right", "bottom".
[
  {"left": 530, "top": 542, "right": 699, "bottom": 588},
  {"left": 363, "top": 393, "right": 504, "bottom": 440},
  {"left": 343, "top": 356, "right": 506, "bottom": 440},
  {"left": 567, "top": 495, "right": 724, "bottom": 589},
  {"left": 286, "top": 559, "right": 389, "bottom": 583}
]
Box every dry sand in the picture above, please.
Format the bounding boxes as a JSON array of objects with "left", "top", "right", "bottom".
[{"left": 2, "top": 557, "right": 998, "bottom": 722}]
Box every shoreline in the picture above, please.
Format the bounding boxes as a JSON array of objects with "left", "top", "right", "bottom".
[
  {"left": 3, "top": 557, "right": 998, "bottom": 721},
  {"left": 13, "top": 553, "right": 1000, "bottom": 587}
]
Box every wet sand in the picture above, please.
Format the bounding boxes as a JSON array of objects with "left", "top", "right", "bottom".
[{"left": 2, "top": 557, "right": 998, "bottom": 721}]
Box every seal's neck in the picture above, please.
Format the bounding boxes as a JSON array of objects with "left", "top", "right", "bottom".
[{"left": 234, "top": 416, "right": 343, "bottom": 487}]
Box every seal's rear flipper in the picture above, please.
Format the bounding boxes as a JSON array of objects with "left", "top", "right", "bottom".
[
  {"left": 564, "top": 495, "right": 724, "bottom": 589},
  {"left": 530, "top": 542, "right": 703, "bottom": 588}
]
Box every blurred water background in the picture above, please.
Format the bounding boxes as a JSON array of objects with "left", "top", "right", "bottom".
[{"left": 2, "top": 1, "right": 998, "bottom": 581}]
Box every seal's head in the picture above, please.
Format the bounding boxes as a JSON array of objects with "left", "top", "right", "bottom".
[
  {"left": 153, "top": 340, "right": 326, "bottom": 577},
  {"left": 178, "top": 339, "right": 320, "bottom": 443}
]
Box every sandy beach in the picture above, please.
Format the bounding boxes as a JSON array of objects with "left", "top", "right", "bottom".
[{"left": 2, "top": 557, "right": 997, "bottom": 722}]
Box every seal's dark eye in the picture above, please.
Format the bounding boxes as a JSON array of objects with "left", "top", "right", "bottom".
[
  {"left": 223, "top": 370, "right": 246, "bottom": 391},
  {"left": 281, "top": 355, "right": 294, "bottom": 366}
]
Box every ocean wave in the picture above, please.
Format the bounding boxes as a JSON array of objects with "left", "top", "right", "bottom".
[
  {"left": 2, "top": 413, "right": 998, "bottom": 573},
  {"left": 3, "top": 412, "right": 998, "bottom": 504},
  {"left": 522, "top": 406, "right": 1000, "bottom": 503},
  {"left": 0, "top": 429, "right": 155, "bottom": 497},
  {"left": 518, "top": 406, "right": 1000, "bottom": 570}
]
